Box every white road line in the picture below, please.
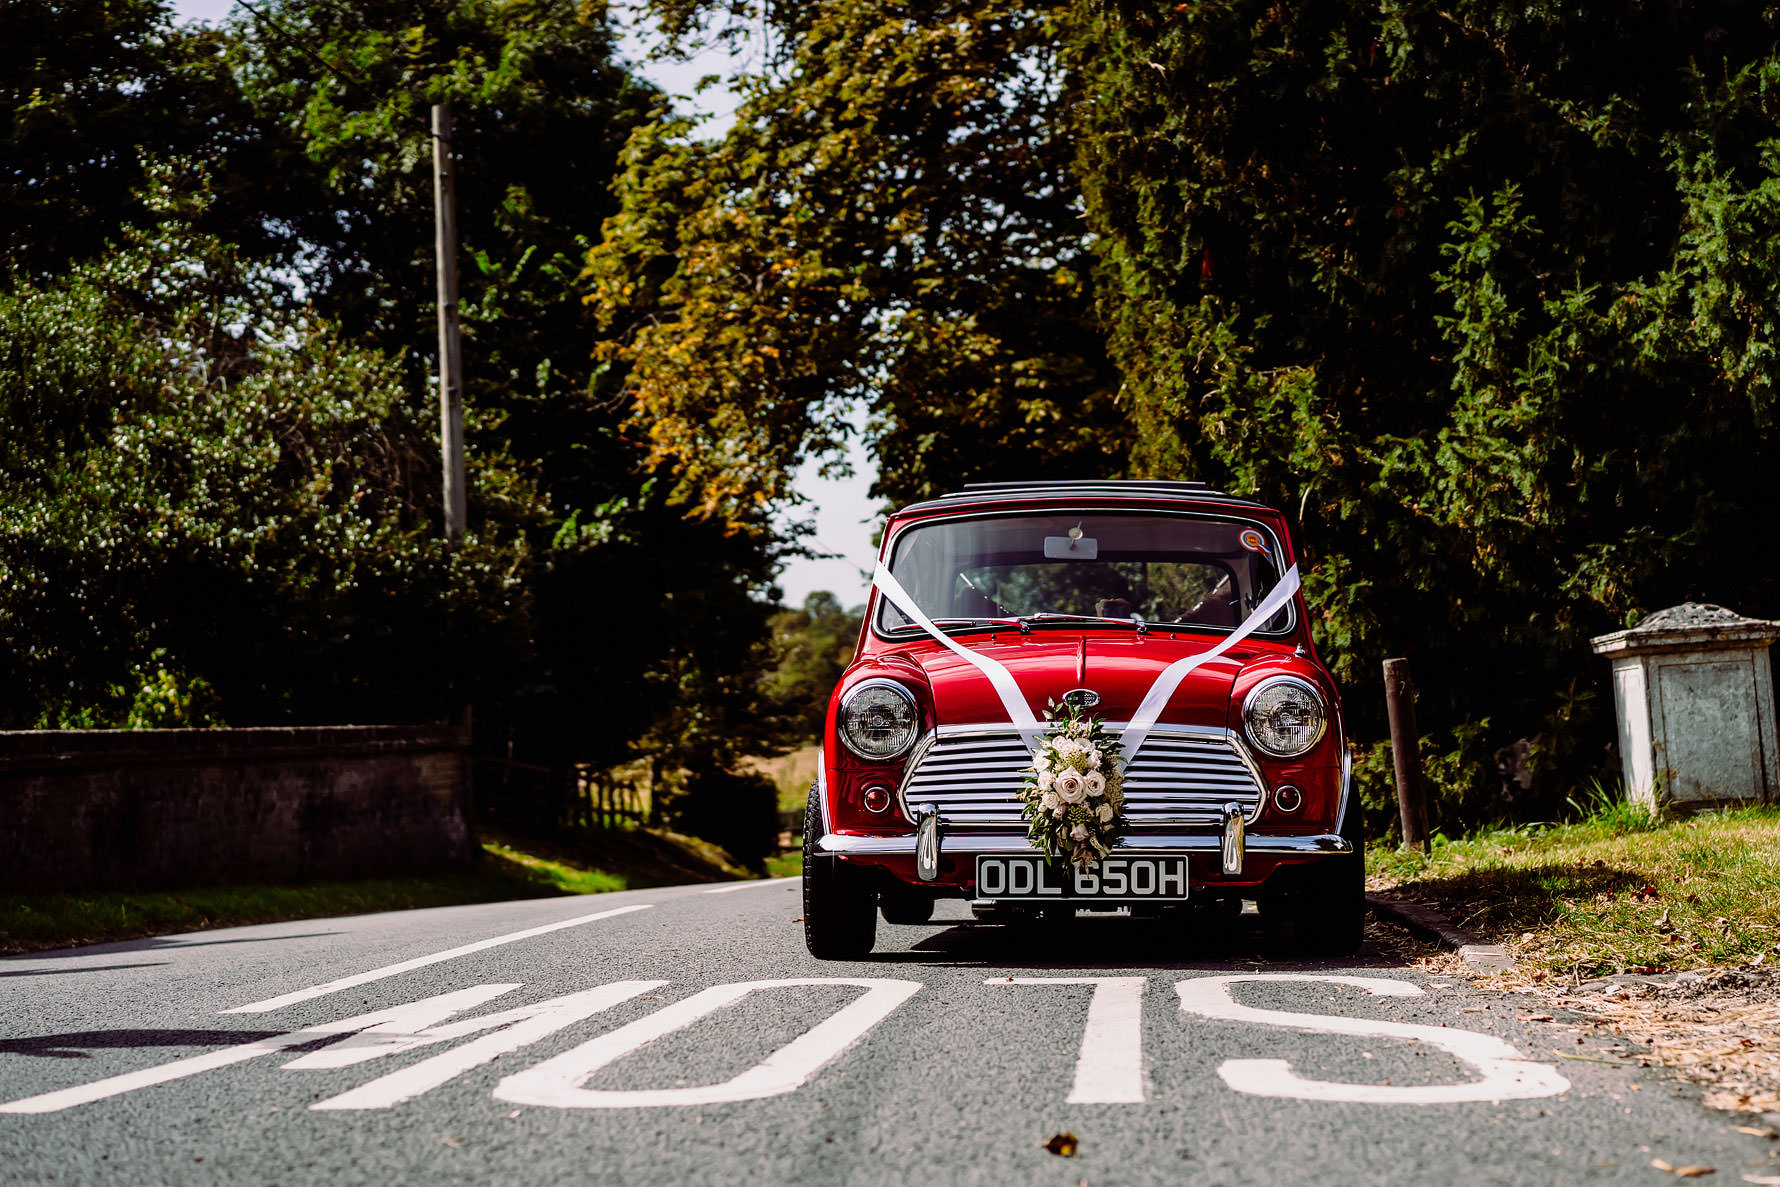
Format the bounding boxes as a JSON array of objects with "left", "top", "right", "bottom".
[
  {"left": 704, "top": 877, "right": 801, "bottom": 894},
  {"left": 221, "top": 904, "right": 654, "bottom": 1014},
  {"left": 493, "top": 978, "right": 921, "bottom": 1108},
  {"left": 0, "top": 1033, "right": 313, "bottom": 1115},
  {"left": 0, "top": 985, "right": 518, "bottom": 1115},
  {"left": 311, "top": 981, "right": 667, "bottom": 1110},
  {"left": 992, "top": 977, "right": 1147, "bottom": 1103},
  {"left": 1176, "top": 974, "right": 1572, "bottom": 1104}
]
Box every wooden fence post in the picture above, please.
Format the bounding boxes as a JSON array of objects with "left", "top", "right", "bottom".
[{"left": 1383, "top": 657, "right": 1430, "bottom": 851}]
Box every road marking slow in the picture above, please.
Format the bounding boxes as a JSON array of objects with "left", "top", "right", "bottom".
[
  {"left": 494, "top": 978, "right": 920, "bottom": 1108},
  {"left": 1176, "top": 974, "right": 1571, "bottom": 1104},
  {"left": 0, "top": 973, "right": 1575, "bottom": 1117},
  {"left": 703, "top": 878, "right": 801, "bottom": 894},
  {"left": 221, "top": 904, "right": 654, "bottom": 1014},
  {"left": 992, "top": 977, "right": 1146, "bottom": 1103}
]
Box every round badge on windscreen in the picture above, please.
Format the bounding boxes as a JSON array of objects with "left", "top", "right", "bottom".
[{"left": 1238, "top": 528, "right": 1269, "bottom": 553}]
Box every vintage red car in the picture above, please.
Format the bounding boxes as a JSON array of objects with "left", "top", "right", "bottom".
[{"left": 802, "top": 480, "right": 1362, "bottom": 957}]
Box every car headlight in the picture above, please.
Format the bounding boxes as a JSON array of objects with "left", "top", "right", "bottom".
[
  {"left": 1242, "top": 676, "right": 1328, "bottom": 758},
  {"left": 838, "top": 679, "right": 920, "bottom": 762}
]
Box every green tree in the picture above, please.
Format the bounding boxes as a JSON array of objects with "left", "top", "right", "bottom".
[
  {"left": 1069, "top": 0, "right": 1780, "bottom": 822},
  {"left": 765, "top": 591, "right": 864, "bottom": 738},
  {"left": 0, "top": 1, "right": 310, "bottom": 282},
  {"left": 0, "top": 0, "right": 804, "bottom": 867},
  {"left": 219, "top": 0, "right": 800, "bottom": 779},
  {"left": 589, "top": 0, "right": 1124, "bottom": 523},
  {"left": 0, "top": 213, "right": 531, "bottom": 728}
]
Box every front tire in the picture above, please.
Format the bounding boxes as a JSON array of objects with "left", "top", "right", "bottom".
[
  {"left": 1280, "top": 798, "right": 1366, "bottom": 956},
  {"left": 802, "top": 783, "right": 877, "bottom": 958}
]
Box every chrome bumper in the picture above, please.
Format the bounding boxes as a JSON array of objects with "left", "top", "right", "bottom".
[{"left": 816, "top": 831, "right": 1351, "bottom": 857}]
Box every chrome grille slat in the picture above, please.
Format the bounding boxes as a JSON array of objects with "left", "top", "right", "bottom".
[{"left": 899, "top": 725, "right": 1265, "bottom": 831}]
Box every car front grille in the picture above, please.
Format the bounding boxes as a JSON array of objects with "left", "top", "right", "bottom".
[{"left": 898, "top": 724, "right": 1266, "bottom": 832}]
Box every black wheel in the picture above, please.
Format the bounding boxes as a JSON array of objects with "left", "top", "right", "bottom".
[
  {"left": 802, "top": 783, "right": 877, "bottom": 958},
  {"left": 1281, "top": 797, "right": 1366, "bottom": 956},
  {"left": 879, "top": 886, "right": 936, "bottom": 925}
]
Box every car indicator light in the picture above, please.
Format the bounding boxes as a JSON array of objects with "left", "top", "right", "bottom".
[
  {"left": 1273, "top": 784, "right": 1304, "bottom": 813},
  {"left": 861, "top": 785, "right": 892, "bottom": 814}
]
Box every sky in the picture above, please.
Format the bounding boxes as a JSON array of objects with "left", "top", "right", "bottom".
[{"left": 167, "top": 0, "right": 887, "bottom": 611}]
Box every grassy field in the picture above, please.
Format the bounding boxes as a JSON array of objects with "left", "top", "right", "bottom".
[
  {"left": 746, "top": 744, "right": 822, "bottom": 813},
  {"left": 0, "top": 827, "right": 765, "bottom": 957},
  {"left": 764, "top": 849, "right": 804, "bottom": 879},
  {"left": 1370, "top": 801, "right": 1780, "bottom": 978}
]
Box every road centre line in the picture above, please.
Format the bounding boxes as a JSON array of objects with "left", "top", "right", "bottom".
[
  {"left": 221, "top": 904, "right": 655, "bottom": 1014},
  {"left": 704, "top": 877, "right": 801, "bottom": 894}
]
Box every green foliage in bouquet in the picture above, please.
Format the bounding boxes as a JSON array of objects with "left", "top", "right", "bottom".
[{"left": 1019, "top": 700, "right": 1128, "bottom": 871}]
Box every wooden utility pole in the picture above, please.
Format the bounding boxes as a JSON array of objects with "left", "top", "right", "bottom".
[
  {"left": 1383, "top": 657, "right": 1429, "bottom": 851},
  {"left": 432, "top": 102, "right": 467, "bottom": 543}
]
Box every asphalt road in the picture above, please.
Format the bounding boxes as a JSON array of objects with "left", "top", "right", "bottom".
[{"left": 2, "top": 881, "right": 1776, "bottom": 1186}]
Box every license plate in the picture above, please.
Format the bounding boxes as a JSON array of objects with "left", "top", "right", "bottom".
[{"left": 974, "top": 855, "right": 1189, "bottom": 901}]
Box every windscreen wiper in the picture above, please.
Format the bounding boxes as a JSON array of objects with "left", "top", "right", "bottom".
[
  {"left": 1018, "top": 613, "right": 1150, "bottom": 635},
  {"left": 923, "top": 616, "right": 1033, "bottom": 635}
]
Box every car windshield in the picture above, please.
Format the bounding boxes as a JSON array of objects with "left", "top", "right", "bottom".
[{"left": 877, "top": 513, "right": 1291, "bottom": 635}]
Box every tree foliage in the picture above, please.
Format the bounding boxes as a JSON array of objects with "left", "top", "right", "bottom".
[
  {"left": 1070, "top": 0, "right": 1780, "bottom": 820},
  {"left": 590, "top": 0, "right": 1124, "bottom": 522},
  {"left": 0, "top": 215, "right": 530, "bottom": 728},
  {"left": 765, "top": 591, "right": 864, "bottom": 738},
  {"left": 0, "top": 0, "right": 793, "bottom": 801}
]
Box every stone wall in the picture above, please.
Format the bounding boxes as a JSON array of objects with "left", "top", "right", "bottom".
[{"left": 0, "top": 726, "right": 472, "bottom": 892}]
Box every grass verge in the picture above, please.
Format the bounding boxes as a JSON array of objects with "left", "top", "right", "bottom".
[
  {"left": 0, "top": 827, "right": 780, "bottom": 957},
  {"left": 1369, "top": 804, "right": 1780, "bottom": 978},
  {"left": 764, "top": 849, "right": 804, "bottom": 879}
]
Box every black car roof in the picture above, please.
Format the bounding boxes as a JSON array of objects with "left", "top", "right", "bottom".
[{"left": 895, "top": 479, "right": 1272, "bottom": 515}]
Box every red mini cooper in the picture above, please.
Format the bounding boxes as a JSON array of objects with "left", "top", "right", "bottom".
[{"left": 802, "top": 480, "right": 1362, "bottom": 957}]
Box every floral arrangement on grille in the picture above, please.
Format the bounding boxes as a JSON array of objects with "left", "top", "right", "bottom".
[{"left": 1020, "top": 700, "right": 1128, "bottom": 870}]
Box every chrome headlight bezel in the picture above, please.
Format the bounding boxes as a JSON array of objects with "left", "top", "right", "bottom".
[
  {"left": 1241, "top": 675, "right": 1329, "bottom": 759},
  {"left": 838, "top": 678, "right": 921, "bottom": 762}
]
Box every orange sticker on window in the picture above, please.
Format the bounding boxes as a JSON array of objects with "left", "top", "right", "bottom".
[{"left": 1239, "top": 528, "right": 1269, "bottom": 554}]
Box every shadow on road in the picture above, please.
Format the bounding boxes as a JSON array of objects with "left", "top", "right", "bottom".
[
  {"left": 0, "top": 963, "right": 170, "bottom": 979},
  {"left": 0, "top": 931, "right": 347, "bottom": 963},
  {"left": 0, "top": 1029, "right": 289, "bottom": 1060},
  {"left": 861, "top": 911, "right": 1430, "bottom": 972}
]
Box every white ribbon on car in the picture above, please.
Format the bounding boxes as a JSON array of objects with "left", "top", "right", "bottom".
[
  {"left": 1118, "top": 564, "right": 1301, "bottom": 759},
  {"left": 871, "top": 561, "right": 1302, "bottom": 762},
  {"left": 872, "top": 561, "right": 1044, "bottom": 749}
]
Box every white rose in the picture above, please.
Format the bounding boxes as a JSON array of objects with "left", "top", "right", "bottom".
[
  {"left": 1054, "top": 770, "right": 1086, "bottom": 804},
  {"left": 1040, "top": 791, "right": 1060, "bottom": 812},
  {"left": 1036, "top": 770, "right": 1054, "bottom": 792},
  {"left": 1097, "top": 802, "right": 1114, "bottom": 823},
  {"left": 1085, "top": 747, "right": 1101, "bottom": 770},
  {"left": 1052, "top": 806, "right": 1066, "bottom": 819},
  {"left": 1069, "top": 823, "right": 1090, "bottom": 841},
  {"left": 1054, "top": 739, "right": 1082, "bottom": 761},
  {"left": 1083, "top": 770, "right": 1105, "bottom": 797}
]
